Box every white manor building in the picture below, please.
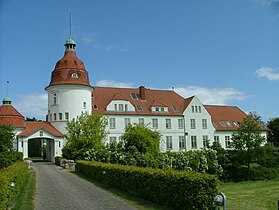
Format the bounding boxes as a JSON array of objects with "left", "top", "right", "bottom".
[{"left": 0, "top": 36, "right": 267, "bottom": 161}]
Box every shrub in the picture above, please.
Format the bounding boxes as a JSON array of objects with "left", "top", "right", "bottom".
[
  {"left": 249, "top": 165, "right": 279, "bottom": 180},
  {"left": 76, "top": 161, "right": 217, "bottom": 209},
  {"left": 0, "top": 151, "right": 23, "bottom": 169},
  {"left": 0, "top": 162, "right": 28, "bottom": 209}
]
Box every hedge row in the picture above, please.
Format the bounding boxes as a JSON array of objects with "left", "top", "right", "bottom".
[
  {"left": 76, "top": 161, "right": 217, "bottom": 209},
  {"left": 0, "top": 162, "right": 28, "bottom": 209},
  {"left": 0, "top": 151, "right": 23, "bottom": 169}
]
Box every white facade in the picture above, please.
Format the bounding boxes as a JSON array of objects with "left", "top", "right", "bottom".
[{"left": 46, "top": 84, "right": 93, "bottom": 134}]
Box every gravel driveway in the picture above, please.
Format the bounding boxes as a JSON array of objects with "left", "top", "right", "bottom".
[{"left": 34, "top": 162, "right": 137, "bottom": 210}]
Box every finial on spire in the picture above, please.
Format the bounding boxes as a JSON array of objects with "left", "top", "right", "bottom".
[
  {"left": 6, "top": 81, "right": 9, "bottom": 97},
  {"left": 65, "top": 12, "right": 76, "bottom": 51},
  {"left": 69, "top": 12, "right": 72, "bottom": 38}
]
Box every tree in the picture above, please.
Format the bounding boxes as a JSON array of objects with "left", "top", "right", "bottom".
[
  {"left": 62, "top": 112, "right": 108, "bottom": 160},
  {"left": 267, "top": 117, "right": 279, "bottom": 147},
  {"left": 231, "top": 116, "right": 265, "bottom": 176},
  {"left": 248, "top": 111, "right": 265, "bottom": 127},
  {"left": 0, "top": 124, "right": 15, "bottom": 153},
  {"left": 120, "top": 123, "right": 161, "bottom": 157}
]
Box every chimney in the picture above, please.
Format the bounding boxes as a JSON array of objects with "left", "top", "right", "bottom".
[{"left": 139, "top": 86, "right": 145, "bottom": 100}]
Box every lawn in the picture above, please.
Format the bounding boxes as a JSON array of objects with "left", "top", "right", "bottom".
[{"left": 218, "top": 179, "right": 279, "bottom": 210}]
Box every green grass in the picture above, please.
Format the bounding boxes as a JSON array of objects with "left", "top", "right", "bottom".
[
  {"left": 218, "top": 179, "right": 279, "bottom": 210},
  {"left": 12, "top": 170, "right": 36, "bottom": 210},
  {"left": 73, "top": 171, "right": 170, "bottom": 210}
]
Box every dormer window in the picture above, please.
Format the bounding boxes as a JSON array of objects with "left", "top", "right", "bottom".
[
  {"left": 131, "top": 93, "right": 138, "bottom": 100},
  {"left": 172, "top": 105, "right": 178, "bottom": 112},
  {"left": 137, "top": 105, "right": 143, "bottom": 111},
  {"left": 71, "top": 73, "right": 78, "bottom": 78}
]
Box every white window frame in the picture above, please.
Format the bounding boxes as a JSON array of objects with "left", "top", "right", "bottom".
[
  {"left": 178, "top": 119, "right": 184, "bottom": 129},
  {"left": 109, "top": 118, "right": 116, "bottom": 129},
  {"left": 202, "top": 119, "right": 207, "bottom": 129},
  {"left": 152, "top": 118, "right": 158, "bottom": 129},
  {"left": 190, "top": 119, "right": 196, "bottom": 129},
  {"left": 166, "top": 119, "right": 171, "bottom": 129},
  {"left": 166, "top": 136, "right": 173, "bottom": 150},
  {"left": 179, "top": 136, "right": 185, "bottom": 150},
  {"left": 191, "top": 136, "right": 197, "bottom": 149}
]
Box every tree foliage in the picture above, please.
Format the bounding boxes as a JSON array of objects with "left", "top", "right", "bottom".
[
  {"left": 248, "top": 111, "right": 265, "bottom": 127},
  {"left": 121, "top": 123, "right": 161, "bottom": 157},
  {"left": 62, "top": 112, "right": 108, "bottom": 160},
  {"left": 232, "top": 116, "right": 265, "bottom": 176},
  {"left": 267, "top": 117, "right": 279, "bottom": 147},
  {"left": 0, "top": 124, "right": 15, "bottom": 153}
]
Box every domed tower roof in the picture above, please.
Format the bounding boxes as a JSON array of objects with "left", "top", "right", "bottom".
[
  {"left": 46, "top": 37, "right": 91, "bottom": 88},
  {"left": 0, "top": 97, "right": 25, "bottom": 128}
]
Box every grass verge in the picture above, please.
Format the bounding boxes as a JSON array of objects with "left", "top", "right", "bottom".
[
  {"left": 12, "top": 170, "right": 36, "bottom": 210},
  {"left": 73, "top": 171, "right": 170, "bottom": 210},
  {"left": 218, "top": 179, "right": 279, "bottom": 210}
]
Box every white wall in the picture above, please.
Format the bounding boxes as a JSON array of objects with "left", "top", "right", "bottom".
[{"left": 46, "top": 84, "right": 93, "bottom": 134}]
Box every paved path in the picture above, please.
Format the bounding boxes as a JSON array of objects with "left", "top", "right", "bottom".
[{"left": 34, "top": 162, "right": 137, "bottom": 210}]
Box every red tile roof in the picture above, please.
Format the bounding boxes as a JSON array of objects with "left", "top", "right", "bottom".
[
  {"left": 92, "top": 86, "right": 186, "bottom": 116},
  {"left": 205, "top": 105, "right": 256, "bottom": 131},
  {"left": 46, "top": 50, "right": 91, "bottom": 88},
  {"left": 18, "top": 121, "right": 63, "bottom": 137},
  {"left": 0, "top": 104, "right": 25, "bottom": 128}
]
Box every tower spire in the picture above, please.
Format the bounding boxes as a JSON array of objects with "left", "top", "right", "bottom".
[
  {"left": 65, "top": 12, "right": 76, "bottom": 51},
  {"left": 3, "top": 81, "right": 11, "bottom": 105}
]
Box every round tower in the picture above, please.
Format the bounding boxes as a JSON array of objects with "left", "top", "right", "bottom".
[{"left": 45, "top": 37, "right": 93, "bottom": 134}]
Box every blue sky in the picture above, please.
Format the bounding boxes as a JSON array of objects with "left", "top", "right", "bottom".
[{"left": 1, "top": 0, "right": 279, "bottom": 121}]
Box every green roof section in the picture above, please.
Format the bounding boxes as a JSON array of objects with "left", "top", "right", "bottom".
[{"left": 64, "top": 36, "right": 76, "bottom": 51}]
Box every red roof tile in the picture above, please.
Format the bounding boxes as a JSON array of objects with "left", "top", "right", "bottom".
[
  {"left": 47, "top": 50, "right": 91, "bottom": 88},
  {"left": 92, "top": 86, "right": 186, "bottom": 116},
  {"left": 0, "top": 104, "right": 25, "bottom": 128},
  {"left": 18, "top": 121, "right": 63, "bottom": 137},
  {"left": 205, "top": 105, "right": 252, "bottom": 131}
]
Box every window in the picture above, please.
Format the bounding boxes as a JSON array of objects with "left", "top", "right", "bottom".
[
  {"left": 21, "top": 141, "right": 23, "bottom": 148},
  {"left": 191, "top": 136, "right": 197, "bottom": 149},
  {"left": 53, "top": 94, "right": 57, "bottom": 105},
  {"left": 124, "top": 118, "right": 130, "bottom": 127},
  {"left": 83, "top": 102, "right": 87, "bottom": 109},
  {"left": 192, "top": 106, "right": 195, "bottom": 113},
  {"left": 190, "top": 119, "right": 196, "bottom": 129},
  {"left": 94, "top": 104, "right": 98, "bottom": 110},
  {"left": 179, "top": 136, "right": 185, "bottom": 150},
  {"left": 155, "top": 107, "right": 160, "bottom": 112},
  {"left": 214, "top": 136, "right": 219, "bottom": 144},
  {"left": 195, "top": 106, "right": 198, "bottom": 113},
  {"left": 71, "top": 73, "right": 78, "bottom": 78},
  {"left": 119, "top": 104, "right": 124, "bottom": 111},
  {"left": 139, "top": 118, "right": 144, "bottom": 126},
  {"left": 198, "top": 106, "right": 201, "bottom": 113},
  {"left": 50, "top": 114, "right": 52, "bottom": 121},
  {"left": 59, "top": 141, "right": 61, "bottom": 148},
  {"left": 109, "top": 118, "right": 116, "bottom": 129},
  {"left": 109, "top": 137, "right": 117, "bottom": 144},
  {"left": 137, "top": 105, "right": 143, "bottom": 111},
  {"left": 220, "top": 121, "right": 227, "bottom": 127},
  {"left": 152, "top": 118, "right": 158, "bottom": 129},
  {"left": 178, "top": 119, "right": 184, "bottom": 129},
  {"left": 202, "top": 119, "right": 207, "bottom": 129},
  {"left": 54, "top": 113, "right": 57, "bottom": 121},
  {"left": 59, "top": 113, "right": 62, "bottom": 120},
  {"left": 203, "top": 135, "right": 209, "bottom": 148},
  {"left": 225, "top": 136, "right": 232, "bottom": 148},
  {"left": 65, "top": 112, "right": 69, "bottom": 120},
  {"left": 172, "top": 105, "right": 178, "bottom": 112},
  {"left": 166, "top": 119, "right": 171, "bottom": 129},
  {"left": 166, "top": 136, "right": 173, "bottom": 150},
  {"left": 40, "top": 130, "right": 43, "bottom": 137},
  {"left": 114, "top": 104, "right": 117, "bottom": 111},
  {"left": 131, "top": 93, "right": 138, "bottom": 100},
  {"left": 226, "top": 122, "right": 232, "bottom": 127},
  {"left": 125, "top": 104, "right": 128, "bottom": 111},
  {"left": 160, "top": 107, "right": 164, "bottom": 112}
]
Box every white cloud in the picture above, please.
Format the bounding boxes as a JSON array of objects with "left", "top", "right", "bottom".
[
  {"left": 14, "top": 93, "right": 47, "bottom": 120},
  {"left": 252, "top": 0, "right": 279, "bottom": 5},
  {"left": 173, "top": 86, "right": 246, "bottom": 105},
  {"left": 255, "top": 67, "right": 279, "bottom": 81},
  {"left": 95, "top": 80, "right": 135, "bottom": 88}
]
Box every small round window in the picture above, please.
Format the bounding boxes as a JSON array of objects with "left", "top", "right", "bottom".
[{"left": 71, "top": 73, "right": 78, "bottom": 78}]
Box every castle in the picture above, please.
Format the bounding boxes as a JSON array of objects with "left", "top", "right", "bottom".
[{"left": 0, "top": 36, "right": 267, "bottom": 161}]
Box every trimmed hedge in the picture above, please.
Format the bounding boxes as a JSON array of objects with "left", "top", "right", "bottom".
[
  {"left": 76, "top": 161, "right": 217, "bottom": 209},
  {"left": 0, "top": 151, "right": 23, "bottom": 169},
  {"left": 0, "top": 161, "right": 28, "bottom": 209}
]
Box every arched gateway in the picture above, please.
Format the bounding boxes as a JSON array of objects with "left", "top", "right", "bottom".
[{"left": 0, "top": 97, "right": 64, "bottom": 162}]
